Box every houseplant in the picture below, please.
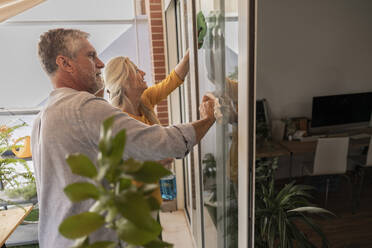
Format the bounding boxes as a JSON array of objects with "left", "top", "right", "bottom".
[
  {"left": 59, "top": 116, "right": 173, "bottom": 248},
  {"left": 0, "top": 124, "right": 35, "bottom": 202},
  {"left": 255, "top": 157, "right": 334, "bottom": 248}
]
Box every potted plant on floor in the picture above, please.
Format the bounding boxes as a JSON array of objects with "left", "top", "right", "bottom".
[
  {"left": 255, "top": 157, "right": 334, "bottom": 248},
  {"left": 59, "top": 116, "right": 173, "bottom": 248}
]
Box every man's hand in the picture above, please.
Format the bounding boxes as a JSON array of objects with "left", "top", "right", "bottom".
[{"left": 199, "top": 95, "right": 216, "bottom": 123}]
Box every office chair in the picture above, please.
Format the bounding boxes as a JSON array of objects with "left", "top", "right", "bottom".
[
  {"left": 349, "top": 137, "right": 372, "bottom": 210},
  {"left": 302, "top": 137, "right": 350, "bottom": 208}
]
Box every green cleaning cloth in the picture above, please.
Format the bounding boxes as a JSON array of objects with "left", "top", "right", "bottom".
[{"left": 197, "top": 11, "right": 207, "bottom": 49}]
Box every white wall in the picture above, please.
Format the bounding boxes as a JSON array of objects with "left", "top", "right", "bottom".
[
  {"left": 9, "top": 0, "right": 134, "bottom": 21},
  {"left": 99, "top": 21, "right": 153, "bottom": 86},
  {"left": 0, "top": 0, "right": 137, "bottom": 109},
  {"left": 257, "top": 0, "right": 372, "bottom": 120},
  {"left": 0, "top": 24, "right": 130, "bottom": 108}
]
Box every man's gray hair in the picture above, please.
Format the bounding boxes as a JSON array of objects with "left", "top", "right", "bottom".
[{"left": 38, "top": 28, "right": 89, "bottom": 75}]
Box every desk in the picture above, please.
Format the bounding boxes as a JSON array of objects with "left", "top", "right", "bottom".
[
  {"left": 280, "top": 137, "right": 371, "bottom": 155},
  {"left": 256, "top": 141, "right": 290, "bottom": 159},
  {"left": 280, "top": 137, "right": 371, "bottom": 177},
  {"left": 256, "top": 136, "right": 371, "bottom": 178},
  {"left": 0, "top": 205, "right": 33, "bottom": 248}
]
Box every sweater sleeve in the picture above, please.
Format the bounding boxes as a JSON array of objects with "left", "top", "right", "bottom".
[
  {"left": 141, "top": 70, "right": 184, "bottom": 108},
  {"left": 80, "top": 95, "right": 196, "bottom": 161}
]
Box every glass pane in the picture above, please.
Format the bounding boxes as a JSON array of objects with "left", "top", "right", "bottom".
[
  {"left": 255, "top": 1, "right": 372, "bottom": 247},
  {"left": 196, "top": 0, "right": 239, "bottom": 247}
]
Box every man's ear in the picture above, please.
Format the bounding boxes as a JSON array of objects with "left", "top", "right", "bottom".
[{"left": 56, "top": 55, "right": 73, "bottom": 73}]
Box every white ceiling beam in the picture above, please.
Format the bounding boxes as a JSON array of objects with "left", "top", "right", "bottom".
[{"left": 0, "top": 0, "right": 46, "bottom": 23}]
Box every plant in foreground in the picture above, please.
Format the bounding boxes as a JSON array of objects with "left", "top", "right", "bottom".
[{"left": 59, "top": 116, "right": 173, "bottom": 248}]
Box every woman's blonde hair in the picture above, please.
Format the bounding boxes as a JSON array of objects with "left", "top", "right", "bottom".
[{"left": 104, "top": 56, "right": 160, "bottom": 125}]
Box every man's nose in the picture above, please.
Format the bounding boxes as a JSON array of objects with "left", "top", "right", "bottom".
[{"left": 96, "top": 57, "right": 105, "bottom": 68}]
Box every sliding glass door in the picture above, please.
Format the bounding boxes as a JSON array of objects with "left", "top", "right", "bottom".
[{"left": 186, "top": 0, "right": 251, "bottom": 247}]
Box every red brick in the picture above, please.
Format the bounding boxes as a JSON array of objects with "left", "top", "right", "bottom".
[
  {"left": 150, "top": 4, "right": 162, "bottom": 11},
  {"left": 151, "top": 26, "right": 163, "bottom": 33},
  {"left": 157, "top": 106, "right": 168, "bottom": 112},
  {"left": 150, "top": 7, "right": 163, "bottom": 13},
  {"left": 155, "top": 68, "right": 165, "bottom": 74},
  {"left": 150, "top": 12, "right": 162, "bottom": 19},
  {"left": 153, "top": 47, "right": 164, "bottom": 54},
  {"left": 157, "top": 103, "right": 168, "bottom": 108},
  {"left": 152, "top": 40, "right": 164, "bottom": 47},
  {"left": 159, "top": 117, "right": 169, "bottom": 122},
  {"left": 151, "top": 19, "right": 163, "bottom": 26},
  {"left": 154, "top": 61, "right": 165, "bottom": 67},
  {"left": 153, "top": 54, "right": 165, "bottom": 61},
  {"left": 152, "top": 58, "right": 165, "bottom": 63},
  {"left": 150, "top": 0, "right": 161, "bottom": 4},
  {"left": 155, "top": 76, "right": 166, "bottom": 81},
  {"left": 151, "top": 34, "right": 163, "bottom": 40}
]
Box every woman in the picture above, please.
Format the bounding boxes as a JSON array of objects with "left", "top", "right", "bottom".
[
  {"left": 103, "top": 51, "right": 190, "bottom": 204},
  {"left": 104, "top": 51, "right": 189, "bottom": 125}
]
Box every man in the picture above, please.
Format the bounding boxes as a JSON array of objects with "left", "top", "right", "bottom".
[{"left": 31, "top": 28, "right": 215, "bottom": 247}]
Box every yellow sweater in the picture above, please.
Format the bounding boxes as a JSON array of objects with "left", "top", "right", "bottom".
[
  {"left": 125, "top": 70, "right": 184, "bottom": 203},
  {"left": 127, "top": 70, "right": 183, "bottom": 125}
]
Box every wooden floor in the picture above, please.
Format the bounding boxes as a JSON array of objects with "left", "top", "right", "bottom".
[{"left": 279, "top": 173, "right": 372, "bottom": 248}]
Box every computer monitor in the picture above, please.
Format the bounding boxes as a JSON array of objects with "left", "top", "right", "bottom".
[{"left": 311, "top": 92, "right": 372, "bottom": 133}]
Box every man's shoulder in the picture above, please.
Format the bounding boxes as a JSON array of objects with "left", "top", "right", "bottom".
[{"left": 47, "top": 88, "right": 107, "bottom": 109}]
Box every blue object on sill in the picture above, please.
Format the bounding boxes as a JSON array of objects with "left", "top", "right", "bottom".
[{"left": 160, "top": 174, "right": 177, "bottom": 200}]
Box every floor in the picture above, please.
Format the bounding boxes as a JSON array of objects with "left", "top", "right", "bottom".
[
  {"left": 281, "top": 171, "right": 372, "bottom": 248},
  {"left": 159, "top": 210, "right": 196, "bottom": 248}
]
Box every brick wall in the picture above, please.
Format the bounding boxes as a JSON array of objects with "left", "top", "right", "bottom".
[{"left": 145, "top": 0, "right": 169, "bottom": 126}]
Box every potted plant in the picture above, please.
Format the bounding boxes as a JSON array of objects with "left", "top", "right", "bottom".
[
  {"left": 59, "top": 116, "right": 173, "bottom": 248},
  {"left": 0, "top": 124, "right": 35, "bottom": 204},
  {"left": 255, "top": 157, "right": 334, "bottom": 248}
]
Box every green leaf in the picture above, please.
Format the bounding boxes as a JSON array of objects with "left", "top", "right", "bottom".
[
  {"left": 88, "top": 241, "right": 116, "bottom": 248},
  {"left": 64, "top": 182, "right": 100, "bottom": 203},
  {"left": 121, "top": 158, "right": 143, "bottom": 173},
  {"left": 115, "top": 191, "right": 159, "bottom": 232},
  {"left": 288, "top": 207, "right": 335, "bottom": 217},
  {"left": 119, "top": 178, "right": 132, "bottom": 191},
  {"left": 147, "top": 196, "right": 161, "bottom": 211},
  {"left": 142, "top": 184, "right": 159, "bottom": 195},
  {"left": 99, "top": 116, "right": 115, "bottom": 155},
  {"left": 117, "top": 219, "right": 161, "bottom": 246},
  {"left": 102, "top": 116, "right": 115, "bottom": 135},
  {"left": 59, "top": 212, "right": 105, "bottom": 239},
  {"left": 105, "top": 206, "right": 118, "bottom": 223},
  {"left": 144, "top": 239, "right": 173, "bottom": 248},
  {"left": 66, "top": 154, "right": 97, "bottom": 179},
  {"left": 70, "top": 236, "right": 89, "bottom": 248},
  {"left": 129, "top": 161, "right": 171, "bottom": 184},
  {"left": 110, "top": 129, "right": 126, "bottom": 166}
]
